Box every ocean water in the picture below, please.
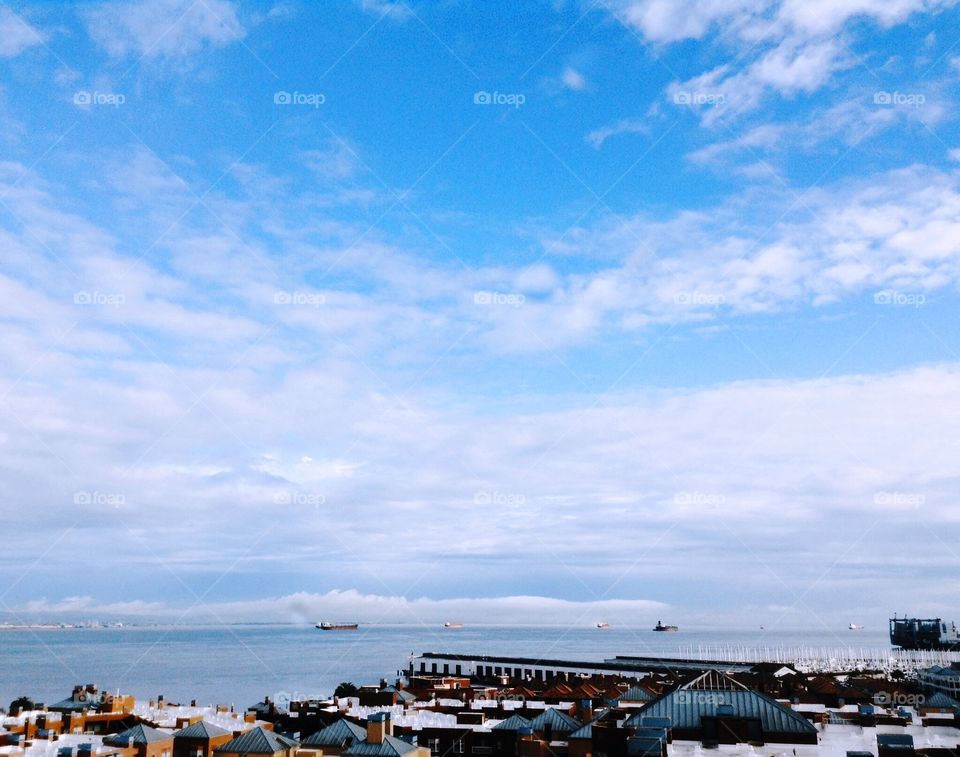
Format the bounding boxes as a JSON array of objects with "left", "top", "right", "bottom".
[{"left": 0, "top": 624, "right": 894, "bottom": 712}]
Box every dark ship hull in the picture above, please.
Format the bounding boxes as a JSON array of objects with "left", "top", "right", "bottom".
[{"left": 890, "top": 616, "right": 960, "bottom": 650}]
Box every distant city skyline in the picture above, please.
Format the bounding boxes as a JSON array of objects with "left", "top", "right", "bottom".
[{"left": 1, "top": 1, "right": 959, "bottom": 628}]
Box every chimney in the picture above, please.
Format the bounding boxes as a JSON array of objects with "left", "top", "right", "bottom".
[
  {"left": 578, "top": 699, "right": 593, "bottom": 722},
  {"left": 367, "top": 713, "right": 392, "bottom": 744}
]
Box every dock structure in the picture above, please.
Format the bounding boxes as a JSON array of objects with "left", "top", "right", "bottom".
[
  {"left": 408, "top": 652, "right": 754, "bottom": 680},
  {"left": 667, "top": 645, "right": 960, "bottom": 673},
  {"left": 411, "top": 646, "right": 960, "bottom": 681}
]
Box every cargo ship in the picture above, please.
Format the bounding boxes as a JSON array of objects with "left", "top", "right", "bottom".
[
  {"left": 653, "top": 620, "right": 679, "bottom": 632},
  {"left": 889, "top": 615, "right": 960, "bottom": 650},
  {"left": 316, "top": 622, "right": 359, "bottom": 631}
]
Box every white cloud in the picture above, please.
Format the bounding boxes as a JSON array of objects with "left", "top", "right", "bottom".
[
  {"left": 13, "top": 591, "right": 667, "bottom": 625},
  {"left": 603, "top": 0, "right": 958, "bottom": 118},
  {"left": 302, "top": 140, "right": 363, "bottom": 181},
  {"left": 585, "top": 118, "right": 648, "bottom": 148},
  {"left": 685, "top": 95, "right": 935, "bottom": 164},
  {"left": 606, "top": 0, "right": 768, "bottom": 45},
  {"left": 84, "top": 0, "right": 245, "bottom": 59},
  {"left": 517, "top": 164, "right": 960, "bottom": 347},
  {"left": 561, "top": 67, "right": 588, "bottom": 91},
  {"left": 0, "top": 8, "right": 45, "bottom": 57},
  {"left": 1, "top": 140, "right": 959, "bottom": 618},
  {"left": 353, "top": 0, "right": 413, "bottom": 21}
]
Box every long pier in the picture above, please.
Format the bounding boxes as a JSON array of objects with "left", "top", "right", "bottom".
[
  {"left": 410, "top": 652, "right": 755, "bottom": 680},
  {"left": 411, "top": 646, "right": 960, "bottom": 681}
]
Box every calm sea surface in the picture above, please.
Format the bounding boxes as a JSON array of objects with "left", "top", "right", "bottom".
[{"left": 0, "top": 624, "right": 893, "bottom": 711}]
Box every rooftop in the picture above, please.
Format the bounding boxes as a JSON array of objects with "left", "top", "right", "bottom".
[
  {"left": 342, "top": 735, "right": 418, "bottom": 757},
  {"left": 214, "top": 727, "right": 298, "bottom": 755},
  {"left": 173, "top": 721, "right": 232, "bottom": 740},
  {"left": 103, "top": 725, "right": 172, "bottom": 747},
  {"left": 301, "top": 719, "right": 366, "bottom": 748}
]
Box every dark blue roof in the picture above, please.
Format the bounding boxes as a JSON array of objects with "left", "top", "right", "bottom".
[
  {"left": 214, "top": 727, "right": 298, "bottom": 754},
  {"left": 924, "top": 692, "right": 960, "bottom": 709},
  {"left": 631, "top": 689, "right": 815, "bottom": 735},
  {"left": 104, "top": 725, "right": 172, "bottom": 747},
  {"left": 302, "top": 720, "right": 366, "bottom": 747},
  {"left": 492, "top": 714, "right": 531, "bottom": 731},
  {"left": 528, "top": 708, "right": 580, "bottom": 735},
  {"left": 627, "top": 735, "right": 663, "bottom": 756},
  {"left": 49, "top": 697, "right": 98, "bottom": 713},
  {"left": 877, "top": 733, "right": 914, "bottom": 747},
  {"left": 567, "top": 724, "right": 592, "bottom": 740},
  {"left": 174, "top": 722, "right": 232, "bottom": 740},
  {"left": 620, "top": 686, "right": 655, "bottom": 702},
  {"left": 379, "top": 686, "right": 415, "bottom": 703},
  {"left": 343, "top": 735, "right": 418, "bottom": 757}
]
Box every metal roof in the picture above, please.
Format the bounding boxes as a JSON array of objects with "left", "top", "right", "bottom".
[
  {"left": 301, "top": 720, "right": 367, "bottom": 747},
  {"left": 214, "top": 727, "right": 299, "bottom": 754},
  {"left": 924, "top": 665, "right": 960, "bottom": 678},
  {"left": 567, "top": 724, "right": 592, "bottom": 740},
  {"left": 627, "top": 735, "right": 664, "bottom": 756},
  {"left": 924, "top": 692, "right": 960, "bottom": 709},
  {"left": 104, "top": 725, "right": 172, "bottom": 747},
  {"left": 491, "top": 715, "right": 531, "bottom": 732},
  {"left": 342, "top": 735, "right": 418, "bottom": 757},
  {"left": 48, "top": 698, "right": 97, "bottom": 713},
  {"left": 620, "top": 686, "right": 654, "bottom": 702},
  {"left": 527, "top": 708, "right": 581, "bottom": 734},
  {"left": 174, "top": 722, "right": 232, "bottom": 740},
  {"left": 379, "top": 687, "right": 415, "bottom": 703},
  {"left": 629, "top": 688, "right": 817, "bottom": 735}
]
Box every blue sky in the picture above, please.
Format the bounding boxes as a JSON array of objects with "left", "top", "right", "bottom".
[{"left": 1, "top": 0, "right": 960, "bottom": 631}]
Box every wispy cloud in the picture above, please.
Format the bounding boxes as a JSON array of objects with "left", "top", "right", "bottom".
[
  {"left": 0, "top": 7, "right": 45, "bottom": 58},
  {"left": 83, "top": 0, "right": 245, "bottom": 60}
]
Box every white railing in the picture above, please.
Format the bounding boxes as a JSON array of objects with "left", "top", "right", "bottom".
[{"left": 673, "top": 644, "right": 960, "bottom": 673}]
